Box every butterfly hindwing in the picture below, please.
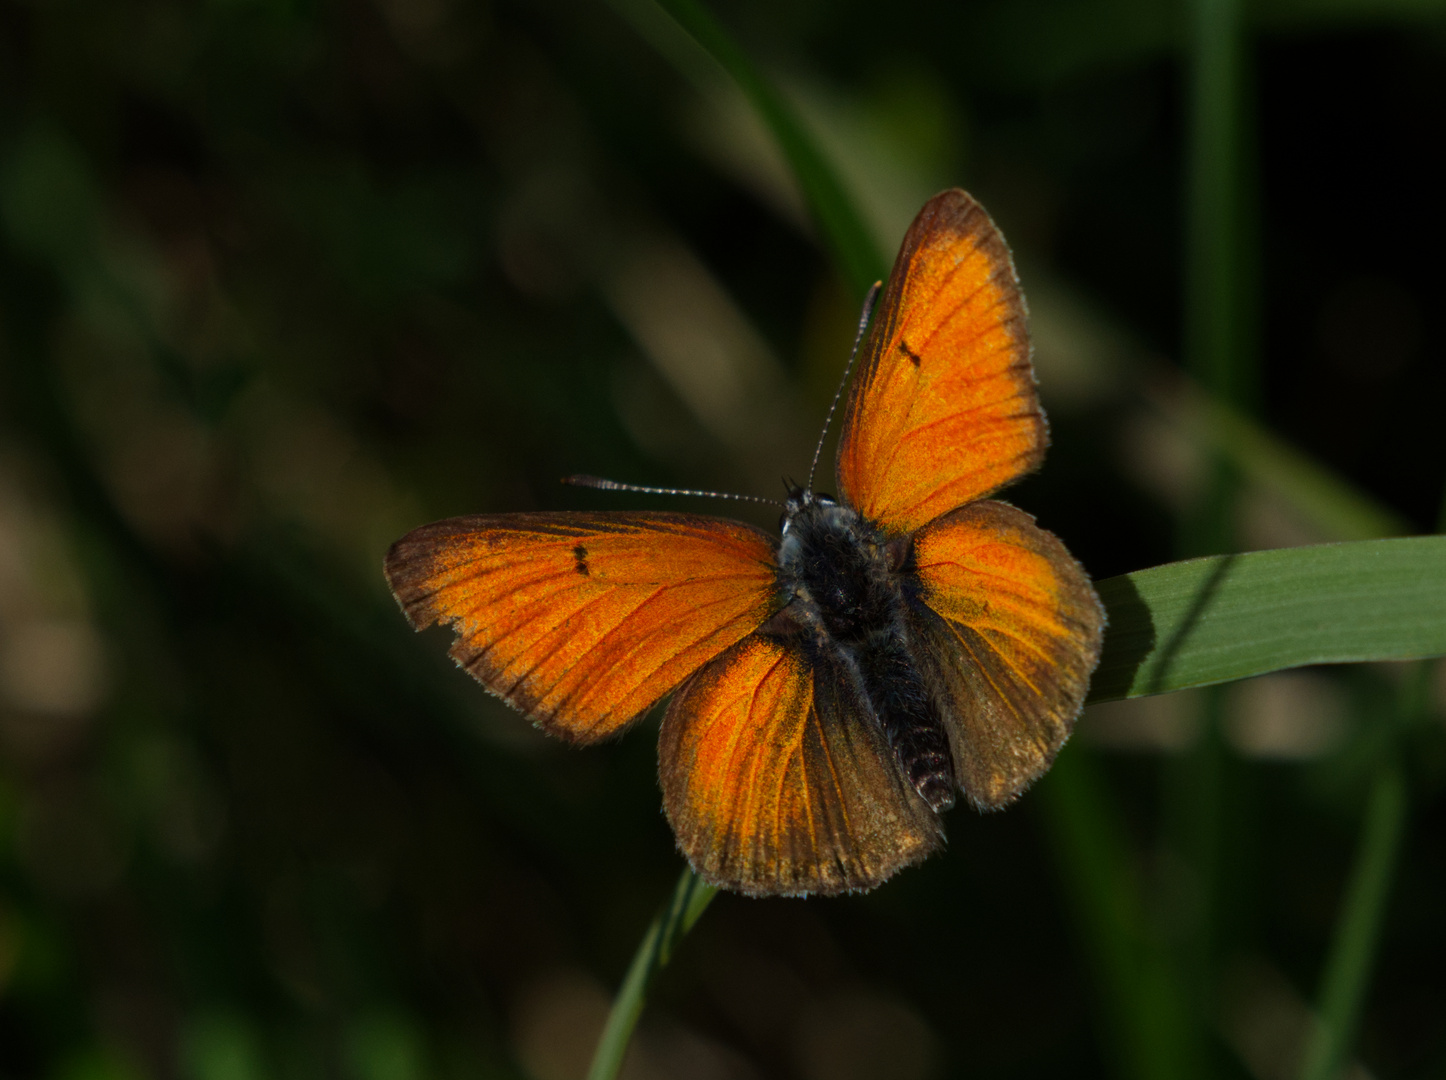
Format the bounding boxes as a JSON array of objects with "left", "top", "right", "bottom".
[
  {"left": 904, "top": 500, "right": 1104, "bottom": 808},
  {"left": 836, "top": 189, "right": 1044, "bottom": 535},
  {"left": 385, "top": 512, "right": 781, "bottom": 743},
  {"left": 660, "top": 633, "right": 942, "bottom": 897}
]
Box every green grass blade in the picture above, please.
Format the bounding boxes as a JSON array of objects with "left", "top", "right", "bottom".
[
  {"left": 1089, "top": 535, "right": 1446, "bottom": 703},
  {"left": 1298, "top": 765, "right": 1407, "bottom": 1080},
  {"left": 649, "top": 0, "right": 886, "bottom": 296},
  {"left": 586, "top": 868, "right": 717, "bottom": 1080}
]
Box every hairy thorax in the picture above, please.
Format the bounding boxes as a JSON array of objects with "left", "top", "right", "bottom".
[{"left": 776, "top": 496, "right": 900, "bottom": 643}]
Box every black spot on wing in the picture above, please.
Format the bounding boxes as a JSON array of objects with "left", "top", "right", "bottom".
[
  {"left": 899, "top": 340, "right": 922, "bottom": 366},
  {"left": 573, "top": 543, "right": 590, "bottom": 576}
]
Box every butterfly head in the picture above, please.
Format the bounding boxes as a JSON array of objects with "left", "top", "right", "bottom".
[{"left": 779, "top": 484, "right": 840, "bottom": 537}]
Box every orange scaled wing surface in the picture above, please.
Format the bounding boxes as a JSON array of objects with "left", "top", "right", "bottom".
[
  {"left": 906, "top": 501, "right": 1104, "bottom": 808},
  {"left": 385, "top": 513, "right": 780, "bottom": 742},
  {"left": 836, "top": 189, "right": 1044, "bottom": 535},
  {"left": 660, "top": 634, "right": 942, "bottom": 897}
]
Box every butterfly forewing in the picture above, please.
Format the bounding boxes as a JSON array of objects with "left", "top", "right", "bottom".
[
  {"left": 385, "top": 512, "right": 781, "bottom": 742},
  {"left": 660, "top": 634, "right": 942, "bottom": 897},
  {"left": 836, "top": 189, "right": 1045, "bottom": 536},
  {"left": 905, "top": 501, "right": 1104, "bottom": 808}
]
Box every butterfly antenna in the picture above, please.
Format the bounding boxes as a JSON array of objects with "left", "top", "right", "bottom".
[
  {"left": 806, "top": 281, "right": 882, "bottom": 493},
  {"left": 563, "top": 475, "right": 782, "bottom": 508}
]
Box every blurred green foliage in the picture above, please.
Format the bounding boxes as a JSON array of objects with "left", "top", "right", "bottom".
[{"left": 1, "top": 1, "right": 1444, "bottom": 1080}]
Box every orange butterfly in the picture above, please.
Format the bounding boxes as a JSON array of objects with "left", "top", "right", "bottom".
[{"left": 385, "top": 190, "right": 1104, "bottom": 897}]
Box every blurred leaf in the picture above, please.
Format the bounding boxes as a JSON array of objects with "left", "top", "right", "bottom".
[
  {"left": 1147, "top": 377, "right": 1413, "bottom": 543},
  {"left": 181, "top": 1015, "right": 267, "bottom": 1080},
  {"left": 53, "top": 1049, "right": 148, "bottom": 1080},
  {"left": 0, "top": 124, "right": 102, "bottom": 268},
  {"left": 1090, "top": 536, "right": 1446, "bottom": 703},
  {"left": 648, "top": 0, "right": 887, "bottom": 296},
  {"left": 345, "top": 1014, "right": 425, "bottom": 1080}
]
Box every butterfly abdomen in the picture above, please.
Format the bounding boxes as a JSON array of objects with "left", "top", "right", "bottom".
[
  {"left": 777, "top": 494, "right": 956, "bottom": 813},
  {"left": 851, "top": 634, "right": 956, "bottom": 812}
]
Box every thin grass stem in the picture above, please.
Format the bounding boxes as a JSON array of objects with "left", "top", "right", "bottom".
[
  {"left": 1298, "top": 765, "right": 1406, "bottom": 1080},
  {"left": 1298, "top": 663, "right": 1425, "bottom": 1080},
  {"left": 586, "top": 868, "right": 717, "bottom": 1080}
]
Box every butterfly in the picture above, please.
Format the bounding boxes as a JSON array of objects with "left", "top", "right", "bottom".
[{"left": 384, "top": 189, "right": 1104, "bottom": 897}]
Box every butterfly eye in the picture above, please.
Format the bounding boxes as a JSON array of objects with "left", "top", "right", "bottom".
[
  {"left": 814, "top": 492, "right": 837, "bottom": 506},
  {"left": 778, "top": 511, "right": 791, "bottom": 534}
]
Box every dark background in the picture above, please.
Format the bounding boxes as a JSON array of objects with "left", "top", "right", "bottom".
[{"left": 0, "top": 1, "right": 1443, "bottom": 1078}]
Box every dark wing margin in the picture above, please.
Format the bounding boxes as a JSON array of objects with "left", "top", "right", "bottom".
[{"left": 385, "top": 511, "right": 781, "bottom": 743}]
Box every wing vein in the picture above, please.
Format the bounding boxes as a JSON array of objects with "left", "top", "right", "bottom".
[{"left": 559, "top": 585, "right": 763, "bottom": 725}]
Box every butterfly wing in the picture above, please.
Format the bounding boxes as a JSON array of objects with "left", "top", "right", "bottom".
[
  {"left": 904, "top": 500, "right": 1103, "bottom": 809},
  {"left": 385, "top": 512, "right": 781, "bottom": 742},
  {"left": 660, "top": 633, "right": 942, "bottom": 896},
  {"left": 836, "top": 189, "right": 1043, "bottom": 535}
]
